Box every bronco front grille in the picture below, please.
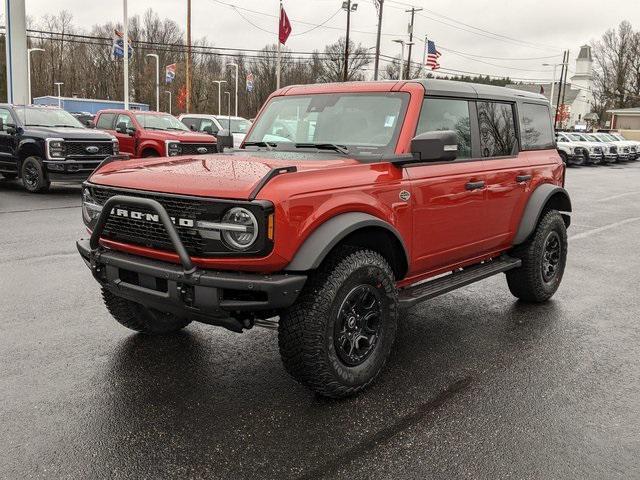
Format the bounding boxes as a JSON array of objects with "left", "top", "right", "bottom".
[
  {"left": 65, "top": 141, "right": 114, "bottom": 158},
  {"left": 180, "top": 143, "right": 217, "bottom": 155},
  {"left": 92, "top": 188, "right": 208, "bottom": 255}
]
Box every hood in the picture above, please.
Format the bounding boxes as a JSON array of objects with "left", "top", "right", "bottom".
[
  {"left": 143, "top": 129, "right": 215, "bottom": 143},
  {"left": 28, "top": 126, "right": 114, "bottom": 141},
  {"left": 89, "top": 150, "right": 358, "bottom": 199}
]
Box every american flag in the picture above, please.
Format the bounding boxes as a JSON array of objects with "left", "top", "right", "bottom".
[{"left": 425, "top": 40, "right": 441, "bottom": 70}]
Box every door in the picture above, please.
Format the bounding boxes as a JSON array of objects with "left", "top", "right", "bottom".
[
  {"left": 113, "top": 113, "right": 136, "bottom": 155},
  {"left": 0, "top": 108, "right": 18, "bottom": 172},
  {"left": 407, "top": 97, "right": 492, "bottom": 273},
  {"left": 477, "top": 100, "right": 532, "bottom": 250}
]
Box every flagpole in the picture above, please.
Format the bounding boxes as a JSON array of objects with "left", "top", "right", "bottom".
[
  {"left": 276, "top": 1, "right": 282, "bottom": 90},
  {"left": 123, "top": 0, "right": 129, "bottom": 110}
]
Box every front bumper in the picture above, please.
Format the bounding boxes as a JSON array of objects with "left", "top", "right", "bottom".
[
  {"left": 44, "top": 159, "right": 105, "bottom": 180},
  {"left": 78, "top": 238, "right": 307, "bottom": 330}
]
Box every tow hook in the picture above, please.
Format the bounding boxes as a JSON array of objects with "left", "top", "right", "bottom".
[{"left": 178, "top": 283, "right": 195, "bottom": 305}]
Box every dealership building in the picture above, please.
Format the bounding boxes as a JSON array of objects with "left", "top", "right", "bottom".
[{"left": 33, "top": 96, "right": 149, "bottom": 114}]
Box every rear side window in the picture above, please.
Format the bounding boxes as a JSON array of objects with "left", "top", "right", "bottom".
[
  {"left": 416, "top": 98, "right": 472, "bottom": 158},
  {"left": 96, "top": 113, "right": 115, "bottom": 130},
  {"left": 181, "top": 117, "right": 200, "bottom": 131},
  {"left": 477, "top": 101, "right": 517, "bottom": 157},
  {"left": 520, "top": 103, "right": 554, "bottom": 150}
]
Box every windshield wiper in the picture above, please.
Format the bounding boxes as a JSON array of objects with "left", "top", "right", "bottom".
[
  {"left": 53, "top": 124, "right": 79, "bottom": 128},
  {"left": 244, "top": 141, "right": 278, "bottom": 151},
  {"left": 294, "top": 143, "right": 349, "bottom": 155}
]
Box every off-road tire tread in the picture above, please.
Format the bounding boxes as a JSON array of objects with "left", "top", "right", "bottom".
[
  {"left": 506, "top": 209, "right": 567, "bottom": 303},
  {"left": 102, "top": 287, "right": 191, "bottom": 334},
  {"left": 278, "top": 247, "right": 398, "bottom": 398}
]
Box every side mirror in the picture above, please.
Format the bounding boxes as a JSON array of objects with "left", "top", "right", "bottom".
[
  {"left": 127, "top": 127, "right": 136, "bottom": 136},
  {"left": 410, "top": 130, "right": 458, "bottom": 162},
  {"left": 215, "top": 129, "right": 234, "bottom": 152},
  {"left": 115, "top": 122, "right": 127, "bottom": 134},
  {"left": 202, "top": 125, "right": 214, "bottom": 135},
  {"left": 85, "top": 120, "right": 96, "bottom": 129}
]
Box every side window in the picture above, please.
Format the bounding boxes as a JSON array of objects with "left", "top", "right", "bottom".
[
  {"left": 520, "top": 103, "right": 554, "bottom": 150},
  {"left": 115, "top": 114, "right": 132, "bottom": 129},
  {"left": 0, "top": 108, "right": 14, "bottom": 129},
  {"left": 96, "top": 113, "right": 116, "bottom": 130},
  {"left": 181, "top": 117, "right": 200, "bottom": 131},
  {"left": 199, "top": 119, "right": 219, "bottom": 133},
  {"left": 477, "top": 101, "right": 517, "bottom": 157},
  {"left": 416, "top": 97, "right": 472, "bottom": 159}
]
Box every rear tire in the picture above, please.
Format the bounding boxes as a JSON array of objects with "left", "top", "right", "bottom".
[
  {"left": 102, "top": 288, "right": 192, "bottom": 334},
  {"left": 506, "top": 210, "right": 568, "bottom": 303},
  {"left": 559, "top": 151, "right": 568, "bottom": 165},
  {"left": 278, "top": 247, "right": 398, "bottom": 398},
  {"left": 21, "top": 157, "right": 50, "bottom": 193}
]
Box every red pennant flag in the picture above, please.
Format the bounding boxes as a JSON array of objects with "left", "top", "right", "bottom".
[{"left": 279, "top": 5, "right": 292, "bottom": 44}]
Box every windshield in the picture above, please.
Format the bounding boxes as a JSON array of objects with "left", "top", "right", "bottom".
[
  {"left": 245, "top": 93, "right": 408, "bottom": 154},
  {"left": 586, "top": 134, "right": 601, "bottom": 142},
  {"left": 568, "top": 134, "right": 585, "bottom": 141},
  {"left": 16, "top": 107, "right": 84, "bottom": 128},
  {"left": 612, "top": 133, "right": 626, "bottom": 141},
  {"left": 135, "top": 113, "right": 189, "bottom": 131},
  {"left": 215, "top": 117, "right": 251, "bottom": 134}
]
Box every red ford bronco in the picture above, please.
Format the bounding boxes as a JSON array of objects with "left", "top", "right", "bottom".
[
  {"left": 94, "top": 109, "right": 217, "bottom": 158},
  {"left": 78, "top": 79, "right": 571, "bottom": 398}
]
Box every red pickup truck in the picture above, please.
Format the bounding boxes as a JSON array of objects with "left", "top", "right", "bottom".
[
  {"left": 94, "top": 109, "right": 217, "bottom": 158},
  {"left": 78, "top": 79, "right": 571, "bottom": 398}
]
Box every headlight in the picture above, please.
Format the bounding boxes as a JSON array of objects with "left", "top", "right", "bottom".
[
  {"left": 112, "top": 138, "right": 119, "bottom": 155},
  {"left": 166, "top": 141, "right": 181, "bottom": 156},
  {"left": 219, "top": 207, "right": 258, "bottom": 250},
  {"left": 82, "top": 187, "right": 103, "bottom": 229},
  {"left": 46, "top": 138, "right": 65, "bottom": 159}
]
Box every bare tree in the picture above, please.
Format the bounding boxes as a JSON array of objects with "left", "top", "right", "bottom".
[{"left": 319, "top": 38, "right": 370, "bottom": 82}]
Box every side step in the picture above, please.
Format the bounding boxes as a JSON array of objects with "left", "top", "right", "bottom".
[{"left": 398, "top": 255, "right": 521, "bottom": 308}]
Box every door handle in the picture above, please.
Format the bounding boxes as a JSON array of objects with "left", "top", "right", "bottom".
[
  {"left": 516, "top": 175, "right": 532, "bottom": 182},
  {"left": 465, "top": 180, "right": 485, "bottom": 191}
]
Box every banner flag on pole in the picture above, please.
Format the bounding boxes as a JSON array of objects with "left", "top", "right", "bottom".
[
  {"left": 111, "top": 30, "right": 133, "bottom": 60},
  {"left": 165, "top": 64, "right": 176, "bottom": 84},
  {"left": 246, "top": 72, "right": 255, "bottom": 93},
  {"left": 279, "top": 5, "right": 292, "bottom": 44}
]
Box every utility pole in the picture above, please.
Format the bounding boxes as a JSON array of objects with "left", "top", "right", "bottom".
[
  {"left": 554, "top": 50, "right": 568, "bottom": 129},
  {"left": 405, "top": 7, "right": 422, "bottom": 79},
  {"left": 185, "top": 0, "right": 192, "bottom": 112},
  {"left": 342, "top": 0, "right": 358, "bottom": 82},
  {"left": 373, "top": 0, "right": 384, "bottom": 80},
  {"left": 559, "top": 50, "right": 570, "bottom": 128}
]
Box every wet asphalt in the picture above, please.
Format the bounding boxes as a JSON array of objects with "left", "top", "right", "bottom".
[{"left": 1, "top": 161, "right": 639, "bottom": 479}]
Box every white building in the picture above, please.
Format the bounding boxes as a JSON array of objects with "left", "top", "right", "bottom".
[{"left": 509, "top": 45, "right": 594, "bottom": 128}]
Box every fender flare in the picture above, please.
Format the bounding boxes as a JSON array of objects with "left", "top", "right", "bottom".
[
  {"left": 513, "top": 184, "right": 572, "bottom": 245},
  {"left": 17, "top": 138, "right": 41, "bottom": 157},
  {"left": 285, "top": 212, "right": 409, "bottom": 272}
]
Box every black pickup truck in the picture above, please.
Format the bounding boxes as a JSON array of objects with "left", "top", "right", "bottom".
[{"left": 0, "top": 104, "right": 119, "bottom": 192}]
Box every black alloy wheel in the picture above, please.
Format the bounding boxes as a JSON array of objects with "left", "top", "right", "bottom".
[
  {"left": 334, "top": 284, "right": 383, "bottom": 367},
  {"left": 21, "top": 157, "right": 50, "bottom": 193},
  {"left": 541, "top": 231, "right": 561, "bottom": 283}
]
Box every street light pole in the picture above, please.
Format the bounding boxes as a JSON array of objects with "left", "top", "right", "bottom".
[
  {"left": 165, "top": 91, "right": 172, "bottom": 115},
  {"left": 27, "top": 48, "right": 45, "bottom": 105},
  {"left": 145, "top": 53, "right": 160, "bottom": 111},
  {"left": 123, "top": 0, "right": 129, "bottom": 110},
  {"left": 392, "top": 40, "right": 413, "bottom": 81},
  {"left": 342, "top": 0, "right": 358, "bottom": 82},
  {"left": 543, "top": 61, "right": 567, "bottom": 110},
  {"left": 227, "top": 63, "right": 238, "bottom": 117},
  {"left": 224, "top": 91, "right": 231, "bottom": 132},
  {"left": 54, "top": 82, "right": 63, "bottom": 108},
  {"left": 212, "top": 81, "right": 227, "bottom": 116}
]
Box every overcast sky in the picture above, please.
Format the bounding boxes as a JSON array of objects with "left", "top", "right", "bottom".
[{"left": 4, "top": 0, "right": 638, "bottom": 81}]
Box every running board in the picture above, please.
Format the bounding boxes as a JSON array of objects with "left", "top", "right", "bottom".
[{"left": 399, "top": 255, "right": 521, "bottom": 308}]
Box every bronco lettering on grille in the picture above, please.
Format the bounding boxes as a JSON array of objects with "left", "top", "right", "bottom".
[{"left": 110, "top": 208, "right": 195, "bottom": 227}]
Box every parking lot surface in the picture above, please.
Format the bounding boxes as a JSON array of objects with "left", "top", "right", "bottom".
[{"left": 1, "top": 162, "right": 639, "bottom": 479}]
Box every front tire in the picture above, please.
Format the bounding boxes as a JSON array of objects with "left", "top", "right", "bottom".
[
  {"left": 21, "top": 157, "right": 50, "bottom": 193},
  {"left": 102, "top": 288, "right": 192, "bottom": 334},
  {"left": 506, "top": 210, "right": 568, "bottom": 302},
  {"left": 278, "top": 247, "right": 398, "bottom": 398}
]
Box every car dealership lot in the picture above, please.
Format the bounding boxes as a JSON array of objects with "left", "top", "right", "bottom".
[{"left": 1, "top": 163, "right": 639, "bottom": 479}]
